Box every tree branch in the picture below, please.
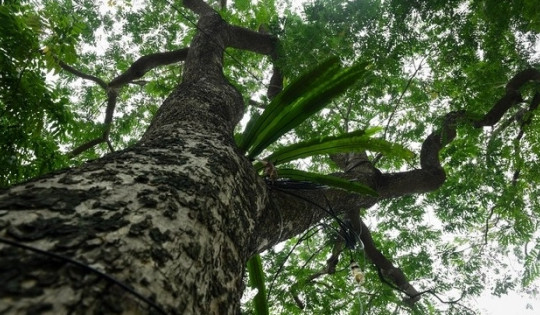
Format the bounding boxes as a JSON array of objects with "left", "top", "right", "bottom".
[
  {"left": 344, "top": 69, "right": 540, "bottom": 300},
  {"left": 357, "top": 218, "right": 421, "bottom": 304},
  {"left": 260, "top": 183, "right": 378, "bottom": 252},
  {"left": 267, "top": 64, "right": 283, "bottom": 100},
  {"left": 261, "top": 68, "right": 540, "bottom": 306},
  {"left": 177, "top": 1, "right": 284, "bottom": 100},
  {"left": 57, "top": 47, "right": 190, "bottom": 157},
  {"left": 55, "top": 58, "right": 107, "bottom": 89},
  {"left": 382, "top": 54, "right": 429, "bottom": 141},
  {"left": 182, "top": 0, "right": 214, "bottom": 15},
  {"left": 109, "top": 48, "right": 189, "bottom": 87},
  {"left": 517, "top": 92, "right": 540, "bottom": 139},
  {"left": 227, "top": 26, "right": 276, "bottom": 55},
  {"left": 377, "top": 68, "right": 540, "bottom": 199},
  {"left": 248, "top": 99, "right": 265, "bottom": 109},
  {"left": 68, "top": 136, "right": 107, "bottom": 157},
  {"left": 227, "top": 24, "right": 283, "bottom": 99},
  {"left": 68, "top": 88, "right": 119, "bottom": 157}
]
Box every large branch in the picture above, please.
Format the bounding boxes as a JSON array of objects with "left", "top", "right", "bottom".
[
  {"left": 181, "top": 0, "right": 283, "bottom": 98},
  {"left": 109, "top": 48, "right": 189, "bottom": 87},
  {"left": 257, "top": 185, "right": 377, "bottom": 252},
  {"left": 358, "top": 218, "right": 421, "bottom": 304},
  {"left": 377, "top": 68, "right": 540, "bottom": 199},
  {"left": 227, "top": 24, "right": 283, "bottom": 99},
  {"left": 257, "top": 178, "right": 424, "bottom": 304},
  {"left": 62, "top": 0, "right": 283, "bottom": 157},
  {"left": 348, "top": 68, "right": 540, "bottom": 303},
  {"left": 227, "top": 26, "right": 276, "bottom": 55},
  {"left": 182, "top": 0, "right": 214, "bottom": 15},
  {"left": 267, "top": 65, "right": 283, "bottom": 100}
]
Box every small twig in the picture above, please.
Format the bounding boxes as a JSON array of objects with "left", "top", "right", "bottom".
[
  {"left": 484, "top": 205, "right": 495, "bottom": 245},
  {"left": 129, "top": 80, "right": 148, "bottom": 86},
  {"left": 248, "top": 99, "right": 265, "bottom": 109},
  {"left": 382, "top": 54, "right": 429, "bottom": 141},
  {"left": 106, "top": 139, "right": 115, "bottom": 152},
  {"left": 55, "top": 58, "right": 107, "bottom": 89},
  {"left": 267, "top": 225, "right": 322, "bottom": 300}
]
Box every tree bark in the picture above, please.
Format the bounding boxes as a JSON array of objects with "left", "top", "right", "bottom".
[
  {"left": 0, "top": 12, "right": 271, "bottom": 315},
  {"left": 0, "top": 10, "right": 379, "bottom": 314}
]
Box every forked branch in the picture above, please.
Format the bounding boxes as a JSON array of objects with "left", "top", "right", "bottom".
[
  {"left": 377, "top": 68, "right": 540, "bottom": 198},
  {"left": 55, "top": 48, "right": 189, "bottom": 157}
]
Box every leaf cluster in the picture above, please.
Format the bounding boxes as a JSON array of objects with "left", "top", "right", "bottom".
[{"left": 0, "top": 3, "right": 73, "bottom": 187}]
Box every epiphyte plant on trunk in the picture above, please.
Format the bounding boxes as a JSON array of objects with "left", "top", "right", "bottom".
[
  {"left": 236, "top": 56, "right": 414, "bottom": 315},
  {"left": 237, "top": 56, "right": 413, "bottom": 194}
]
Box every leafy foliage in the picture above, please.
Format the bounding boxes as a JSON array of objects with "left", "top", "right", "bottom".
[
  {"left": 0, "top": 2, "right": 73, "bottom": 187},
  {"left": 238, "top": 55, "right": 413, "bottom": 313}
]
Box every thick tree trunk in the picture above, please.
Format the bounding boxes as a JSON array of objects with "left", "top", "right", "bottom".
[
  {"left": 0, "top": 129, "right": 266, "bottom": 314},
  {"left": 0, "top": 12, "right": 270, "bottom": 315}
]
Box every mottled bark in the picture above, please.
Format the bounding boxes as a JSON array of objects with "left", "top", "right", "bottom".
[
  {"left": 1, "top": 134, "right": 267, "bottom": 314},
  {"left": 0, "top": 11, "right": 269, "bottom": 315}
]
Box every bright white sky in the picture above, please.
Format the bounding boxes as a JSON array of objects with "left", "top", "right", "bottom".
[{"left": 479, "top": 292, "right": 538, "bottom": 315}]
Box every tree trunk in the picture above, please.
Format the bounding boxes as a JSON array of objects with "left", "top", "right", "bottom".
[{"left": 0, "top": 12, "right": 270, "bottom": 314}]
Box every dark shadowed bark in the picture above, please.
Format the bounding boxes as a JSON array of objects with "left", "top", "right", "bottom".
[{"left": 1, "top": 0, "right": 540, "bottom": 313}]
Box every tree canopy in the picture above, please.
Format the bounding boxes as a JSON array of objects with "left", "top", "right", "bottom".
[{"left": 1, "top": 0, "right": 540, "bottom": 314}]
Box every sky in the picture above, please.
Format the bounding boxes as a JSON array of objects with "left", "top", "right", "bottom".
[{"left": 478, "top": 292, "right": 539, "bottom": 315}]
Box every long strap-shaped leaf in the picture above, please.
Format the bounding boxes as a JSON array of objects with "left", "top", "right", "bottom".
[
  {"left": 276, "top": 168, "right": 378, "bottom": 196},
  {"left": 237, "top": 57, "right": 342, "bottom": 151},
  {"left": 247, "top": 254, "right": 269, "bottom": 315},
  {"left": 248, "top": 64, "right": 366, "bottom": 158},
  {"left": 247, "top": 62, "right": 371, "bottom": 159},
  {"left": 251, "top": 129, "right": 370, "bottom": 169},
  {"left": 257, "top": 127, "right": 412, "bottom": 168}
]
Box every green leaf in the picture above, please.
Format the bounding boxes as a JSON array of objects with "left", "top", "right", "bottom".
[
  {"left": 522, "top": 240, "right": 540, "bottom": 287},
  {"left": 247, "top": 254, "right": 269, "bottom": 315},
  {"left": 235, "top": 0, "right": 250, "bottom": 11},
  {"left": 276, "top": 168, "right": 378, "bottom": 196},
  {"left": 242, "top": 60, "right": 372, "bottom": 159},
  {"left": 238, "top": 56, "right": 342, "bottom": 152},
  {"left": 257, "top": 127, "right": 412, "bottom": 167}
]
